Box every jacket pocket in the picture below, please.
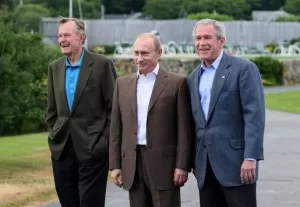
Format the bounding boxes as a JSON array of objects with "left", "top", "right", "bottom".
[
  {"left": 87, "top": 125, "right": 101, "bottom": 134},
  {"left": 155, "top": 96, "right": 176, "bottom": 105},
  {"left": 53, "top": 121, "right": 62, "bottom": 132},
  {"left": 49, "top": 121, "right": 63, "bottom": 140},
  {"left": 84, "top": 84, "right": 100, "bottom": 91},
  {"left": 229, "top": 138, "right": 245, "bottom": 149}
]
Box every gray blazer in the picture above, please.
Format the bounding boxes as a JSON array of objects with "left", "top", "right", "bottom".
[{"left": 187, "top": 52, "right": 265, "bottom": 188}]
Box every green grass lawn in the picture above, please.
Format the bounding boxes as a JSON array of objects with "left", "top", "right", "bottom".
[
  {"left": 265, "top": 90, "right": 300, "bottom": 114},
  {"left": 0, "top": 132, "right": 111, "bottom": 207},
  {"left": 0, "top": 133, "right": 49, "bottom": 174},
  {"left": 0, "top": 133, "right": 48, "bottom": 156},
  {"left": 0, "top": 133, "right": 56, "bottom": 207}
]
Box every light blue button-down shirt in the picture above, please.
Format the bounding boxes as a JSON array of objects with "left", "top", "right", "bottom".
[
  {"left": 199, "top": 50, "right": 223, "bottom": 120},
  {"left": 65, "top": 49, "right": 84, "bottom": 111}
]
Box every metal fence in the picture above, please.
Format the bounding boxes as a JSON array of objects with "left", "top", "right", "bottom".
[{"left": 40, "top": 18, "right": 300, "bottom": 49}]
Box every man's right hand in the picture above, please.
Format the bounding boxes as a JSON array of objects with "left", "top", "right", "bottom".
[{"left": 111, "top": 169, "right": 123, "bottom": 187}]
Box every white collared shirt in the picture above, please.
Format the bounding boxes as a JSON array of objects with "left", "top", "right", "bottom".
[{"left": 136, "top": 64, "right": 159, "bottom": 145}]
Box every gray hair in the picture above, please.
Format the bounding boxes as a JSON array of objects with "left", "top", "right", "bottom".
[
  {"left": 192, "top": 19, "right": 226, "bottom": 40},
  {"left": 58, "top": 16, "right": 86, "bottom": 44}
]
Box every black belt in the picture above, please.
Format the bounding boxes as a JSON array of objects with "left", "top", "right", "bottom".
[{"left": 137, "top": 145, "right": 147, "bottom": 150}]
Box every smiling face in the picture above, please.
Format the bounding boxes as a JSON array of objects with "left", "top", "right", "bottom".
[
  {"left": 58, "top": 21, "right": 83, "bottom": 56},
  {"left": 194, "top": 24, "right": 225, "bottom": 66},
  {"left": 133, "top": 36, "right": 162, "bottom": 75}
]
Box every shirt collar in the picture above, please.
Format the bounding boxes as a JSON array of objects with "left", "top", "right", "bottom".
[
  {"left": 137, "top": 63, "right": 160, "bottom": 77},
  {"left": 66, "top": 48, "right": 85, "bottom": 67},
  {"left": 200, "top": 50, "right": 224, "bottom": 70}
]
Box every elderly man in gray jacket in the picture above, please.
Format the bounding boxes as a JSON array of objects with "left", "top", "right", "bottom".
[{"left": 188, "top": 18, "right": 265, "bottom": 207}]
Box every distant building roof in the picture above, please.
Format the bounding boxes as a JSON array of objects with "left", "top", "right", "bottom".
[
  {"left": 252, "top": 10, "right": 291, "bottom": 21},
  {"left": 102, "top": 12, "right": 142, "bottom": 20}
]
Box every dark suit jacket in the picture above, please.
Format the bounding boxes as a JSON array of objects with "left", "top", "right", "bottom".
[
  {"left": 46, "top": 49, "right": 117, "bottom": 162},
  {"left": 188, "top": 52, "right": 265, "bottom": 188},
  {"left": 109, "top": 69, "right": 194, "bottom": 191}
]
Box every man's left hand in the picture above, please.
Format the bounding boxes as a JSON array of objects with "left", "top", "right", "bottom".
[
  {"left": 174, "top": 168, "right": 188, "bottom": 186},
  {"left": 240, "top": 160, "right": 256, "bottom": 184}
]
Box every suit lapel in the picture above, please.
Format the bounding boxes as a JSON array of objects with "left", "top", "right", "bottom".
[
  {"left": 192, "top": 70, "right": 206, "bottom": 126},
  {"left": 206, "top": 53, "right": 231, "bottom": 121},
  {"left": 148, "top": 69, "right": 168, "bottom": 112},
  {"left": 71, "top": 50, "right": 93, "bottom": 113},
  {"left": 58, "top": 58, "right": 70, "bottom": 114},
  {"left": 128, "top": 73, "right": 138, "bottom": 118}
]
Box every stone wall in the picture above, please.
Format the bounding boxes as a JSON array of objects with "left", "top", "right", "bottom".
[
  {"left": 111, "top": 56, "right": 300, "bottom": 85},
  {"left": 282, "top": 59, "right": 300, "bottom": 85},
  {"left": 111, "top": 56, "right": 200, "bottom": 76}
]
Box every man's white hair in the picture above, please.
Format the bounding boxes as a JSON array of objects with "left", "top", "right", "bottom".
[{"left": 192, "top": 19, "right": 226, "bottom": 40}]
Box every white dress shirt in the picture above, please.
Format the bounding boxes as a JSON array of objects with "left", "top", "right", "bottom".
[{"left": 136, "top": 64, "right": 159, "bottom": 145}]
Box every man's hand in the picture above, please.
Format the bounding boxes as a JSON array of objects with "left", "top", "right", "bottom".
[
  {"left": 240, "top": 160, "right": 256, "bottom": 184},
  {"left": 174, "top": 168, "right": 188, "bottom": 186},
  {"left": 111, "top": 169, "right": 123, "bottom": 187}
]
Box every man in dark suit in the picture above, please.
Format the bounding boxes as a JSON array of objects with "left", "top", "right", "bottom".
[
  {"left": 46, "top": 17, "right": 117, "bottom": 207},
  {"left": 109, "top": 33, "right": 193, "bottom": 207},
  {"left": 188, "top": 19, "right": 265, "bottom": 207}
]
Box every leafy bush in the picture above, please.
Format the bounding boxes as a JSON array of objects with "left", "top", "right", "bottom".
[
  {"left": 104, "top": 45, "right": 116, "bottom": 55},
  {"left": 289, "top": 37, "right": 300, "bottom": 45},
  {"left": 188, "top": 12, "right": 234, "bottom": 21},
  {"left": 250, "top": 56, "right": 283, "bottom": 86},
  {"left": 13, "top": 4, "right": 51, "bottom": 32},
  {"left": 91, "top": 45, "right": 106, "bottom": 54},
  {"left": 0, "top": 22, "right": 61, "bottom": 135},
  {"left": 265, "top": 42, "right": 278, "bottom": 53},
  {"left": 91, "top": 45, "right": 116, "bottom": 55},
  {"left": 275, "top": 15, "right": 300, "bottom": 22}
]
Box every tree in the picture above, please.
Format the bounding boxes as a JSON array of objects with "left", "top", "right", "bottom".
[
  {"left": 0, "top": 16, "right": 61, "bottom": 135},
  {"left": 0, "top": 0, "right": 18, "bottom": 10},
  {"left": 245, "top": 0, "right": 261, "bottom": 10},
  {"left": 102, "top": 0, "right": 146, "bottom": 14},
  {"left": 182, "top": 0, "right": 202, "bottom": 15},
  {"left": 13, "top": 4, "right": 51, "bottom": 32},
  {"left": 143, "top": 0, "right": 182, "bottom": 19},
  {"left": 259, "top": 0, "right": 287, "bottom": 10},
  {"left": 131, "top": 0, "right": 147, "bottom": 13},
  {"left": 283, "top": 0, "right": 300, "bottom": 15},
  {"left": 26, "top": 0, "right": 102, "bottom": 19},
  {"left": 184, "top": 0, "right": 251, "bottom": 20}
]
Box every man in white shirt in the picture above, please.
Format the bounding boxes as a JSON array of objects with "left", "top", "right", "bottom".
[{"left": 109, "top": 33, "right": 194, "bottom": 207}]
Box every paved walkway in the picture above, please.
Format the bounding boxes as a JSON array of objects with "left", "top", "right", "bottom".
[
  {"left": 264, "top": 85, "right": 300, "bottom": 94},
  {"left": 44, "top": 86, "right": 300, "bottom": 207}
]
